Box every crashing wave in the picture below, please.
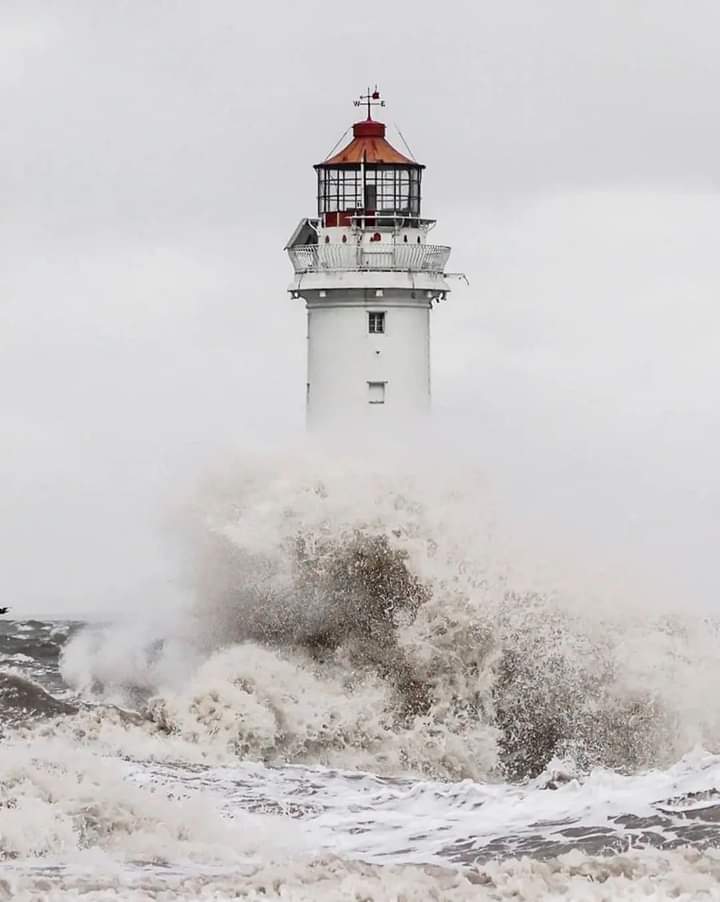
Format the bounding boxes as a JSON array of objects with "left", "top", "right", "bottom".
[{"left": 55, "top": 449, "right": 720, "bottom": 780}]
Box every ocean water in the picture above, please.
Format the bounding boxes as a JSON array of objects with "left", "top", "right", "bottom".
[{"left": 3, "top": 449, "right": 720, "bottom": 900}]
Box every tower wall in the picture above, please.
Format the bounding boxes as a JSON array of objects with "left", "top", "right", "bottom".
[{"left": 305, "top": 289, "right": 431, "bottom": 430}]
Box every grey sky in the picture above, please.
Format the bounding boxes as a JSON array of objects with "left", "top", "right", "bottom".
[{"left": 2, "top": 1, "right": 719, "bottom": 615}]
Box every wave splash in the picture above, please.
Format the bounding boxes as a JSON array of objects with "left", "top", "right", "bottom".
[{"left": 59, "top": 447, "right": 720, "bottom": 780}]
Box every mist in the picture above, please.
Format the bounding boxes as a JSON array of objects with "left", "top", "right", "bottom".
[{"left": 2, "top": 0, "right": 719, "bottom": 617}]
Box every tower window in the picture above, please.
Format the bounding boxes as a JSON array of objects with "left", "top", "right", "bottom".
[
  {"left": 368, "top": 312, "right": 385, "bottom": 334},
  {"left": 368, "top": 382, "right": 386, "bottom": 404}
]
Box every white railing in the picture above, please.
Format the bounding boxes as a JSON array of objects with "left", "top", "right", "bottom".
[{"left": 288, "top": 244, "right": 451, "bottom": 274}]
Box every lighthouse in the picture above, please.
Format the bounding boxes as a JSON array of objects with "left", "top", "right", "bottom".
[{"left": 286, "top": 90, "right": 453, "bottom": 430}]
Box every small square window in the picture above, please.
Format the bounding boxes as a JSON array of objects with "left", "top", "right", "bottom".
[
  {"left": 368, "top": 381, "right": 386, "bottom": 404},
  {"left": 368, "top": 312, "right": 385, "bottom": 334}
]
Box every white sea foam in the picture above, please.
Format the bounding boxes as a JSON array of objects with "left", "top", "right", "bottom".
[
  {"left": 5, "top": 848, "right": 720, "bottom": 900},
  {"left": 5, "top": 728, "right": 720, "bottom": 898},
  {"left": 16, "top": 445, "right": 717, "bottom": 899},
  {"left": 0, "top": 735, "right": 305, "bottom": 865}
]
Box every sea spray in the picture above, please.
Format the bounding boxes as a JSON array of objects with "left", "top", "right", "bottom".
[{"left": 57, "top": 447, "right": 720, "bottom": 779}]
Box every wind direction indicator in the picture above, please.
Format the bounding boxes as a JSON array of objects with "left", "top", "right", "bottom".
[{"left": 354, "top": 86, "right": 386, "bottom": 120}]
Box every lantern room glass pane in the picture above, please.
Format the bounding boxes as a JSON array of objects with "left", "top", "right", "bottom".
[{"left": 317, "top": 164, "right": 422, "bottom": 218}]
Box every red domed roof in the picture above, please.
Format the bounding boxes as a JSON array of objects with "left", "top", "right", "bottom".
[{"left": 319, "top": 119, "right": 421, "bottom": 167}]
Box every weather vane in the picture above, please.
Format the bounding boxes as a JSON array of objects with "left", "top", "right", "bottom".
[{"left": 354, "top": 85, "right": 386, "bottom": 120}]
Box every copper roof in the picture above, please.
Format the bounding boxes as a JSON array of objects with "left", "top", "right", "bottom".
[{"left": 319, "top": 120, "right": 421, "bottom": 167}]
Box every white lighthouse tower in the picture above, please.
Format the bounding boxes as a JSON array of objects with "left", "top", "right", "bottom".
[{"left": 286, "top": 90, "right": 453, "bottom": 430}]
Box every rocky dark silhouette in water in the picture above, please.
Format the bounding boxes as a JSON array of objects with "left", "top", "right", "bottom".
[{"left": 0, "top": 608, "right": 8, "bottom": 615}]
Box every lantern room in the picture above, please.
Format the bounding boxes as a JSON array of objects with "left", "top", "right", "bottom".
[{"left": 316, "top": 118, "right": 424, "bottom": 229}]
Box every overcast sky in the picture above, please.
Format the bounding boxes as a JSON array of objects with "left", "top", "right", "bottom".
[{"left": 2, "top": 0, "right": 719, "bottom": 616}]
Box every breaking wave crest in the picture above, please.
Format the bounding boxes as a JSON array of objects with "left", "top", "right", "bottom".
[
  {"left": 58, "top": 447, "right": 720, "bottom": 780},
  {"left": 0, "top": 671, "right": 77, "bottom": 727}
]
